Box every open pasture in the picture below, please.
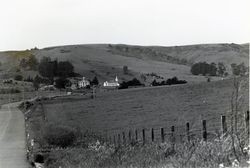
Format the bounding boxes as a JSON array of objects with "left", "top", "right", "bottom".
[{"left": 42, "top": 78, "right": 249, "bottom": 142}]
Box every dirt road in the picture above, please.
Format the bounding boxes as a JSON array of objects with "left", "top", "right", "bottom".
[{"left": 0, "top": 102, "right": 29, "bottom": 168}]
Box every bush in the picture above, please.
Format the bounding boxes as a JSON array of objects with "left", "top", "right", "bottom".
[
  {"left": 119, "top": 78, "right": 144, "bottom": 89},
  {"left": 55, "top": 77, "right": 70, "bottom": 89},
  {"left": 91, "top": 76, "right": 99, "bottom": 86},
  {"left": 57, "top": 61, "right": 74, "bottom": 77},
  {"left": 42, "top": 124, "right": 77, "bottom": 148},
  {"left": 14, "top": 74, "right": 23, "bottom": 81}
]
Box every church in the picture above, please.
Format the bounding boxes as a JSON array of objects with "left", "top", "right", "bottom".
[{"left": 103, "top": 76, "right": 120, "bottom": 87}]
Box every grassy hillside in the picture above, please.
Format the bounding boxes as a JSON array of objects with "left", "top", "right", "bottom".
[
  {"left": 38, "top": 77, "right": 248, "bottom": 141},
  {"left": 0, "top": 43, "right": 248, "bottom": 84}
]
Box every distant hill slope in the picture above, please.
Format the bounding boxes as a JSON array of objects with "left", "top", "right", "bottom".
[
  {"left": 0, "top": 43, "right": 248, "bottom": 83},
  {"left": 109, "top": 43, "right": 249, "bottom": 66}
]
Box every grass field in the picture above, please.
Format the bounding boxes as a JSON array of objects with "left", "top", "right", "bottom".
[
  {"left": 38, "top": 77, "right": 249, "bottom": 142},
  {"left": 22, "top": 77, "right": 249, "bottom": 167}
]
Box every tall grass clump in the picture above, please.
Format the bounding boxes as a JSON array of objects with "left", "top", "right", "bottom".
[
  {"left": 42, "top": 123, "right": 78, "bottom": 148},
  {"left": 43, "top": 137, "right": 250, "bottom": 168}
]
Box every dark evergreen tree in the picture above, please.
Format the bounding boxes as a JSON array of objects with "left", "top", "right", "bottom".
[{"left": 91, "top": 76, "right": 99, "bottom": 86}]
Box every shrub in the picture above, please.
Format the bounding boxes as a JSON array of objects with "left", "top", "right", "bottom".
[
  {"left": 42, "top": 124, "right": 78, "bottom": 148},
  {"left": 55, "top": 77, "right": 70, "bottom": 89},
  {"left": 91, "top": 76, "right": 99, "bottom": 86},
  {"left": 119, "top": 78, "right": 144, "bottom": 89},
  {"left": 14, "top": 74, "right": 23, "bottom": 81}
]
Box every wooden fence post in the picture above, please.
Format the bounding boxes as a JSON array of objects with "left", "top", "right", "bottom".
[
  {"left": 151, "top": 128, "right": 154, "bottom": 142},
  {"left": 128, "top": 130, "right": 132, "bottom": 143},
  {"left": 109, "top": 136, "right": 112, "bottom": 144},
  {"left": 202, "top": 120, "right": 207, "bottom": 141},
  {"left": 245, "top": 111, "right": 249, "bottom": 143},
  {"left": 142, "top": 129, "right": 146, "bottom": 145},
  {"left": 122, "top": 132, "right": 126, "bottom": 144},
  {"left": 135, "top": 129, "right": 138, "bottom": 141},
  {"left": 113, "top": 135, "right": 116, "bottom": 145},
  {"left": 186, "top": 122, "right": 190, "bottom": 141},
  {"left": 171, "top": 126, "right": 175, "bottom": 142},
  {"left": 161, "top": 128, "right": 164, "bottom": 143},
  {"left": 221, "top": 115, "right": 227, "bottom": 135},
  {"left": 118, "top": 134, "right": 121, "bottom": 146},
  {"left": 171, "top": 126, "right": 175, "bottom": 150}
]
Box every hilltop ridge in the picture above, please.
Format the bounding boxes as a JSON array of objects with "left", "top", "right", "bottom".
[{"left": 0, "top": 43, "right": 248, "bottom": 83}]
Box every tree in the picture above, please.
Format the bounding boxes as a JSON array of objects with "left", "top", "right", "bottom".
[
  {"left": 191, "top": 62, "right": 218, "bottom": 76},
  {"left": 119, "top": 78, "right": 144, "bottom": 89},
  {"left": 209, "top": 62, "right": 217, "bottom": 76},
  {"left": 238, "top": 63, "right": 247, "bottom": 76},
  {"left": 91, "top": 76, "right": 99, "bottom": 86},
  {"left": 33, "top": 75, "right": 40, "bottom": 90},
  {"left": 56, "top": 61, "right": 74, "bottom": 77},
  {"left": 151, "top": 79, "right": 158, "bottom": 86},
  {"left": 218, "top": 62, "right": 226, "bottom": 76},
  {"left": 38, "top": 57, "right": 56, "bottom": 80},
  {"left": 231, "top": 63, "right": 247, "bottom": 76},
  {"left": 27, "top": 54, "right": 38, "bottom": 70},
  {"left": 123, "top": 66, "right": 128, "bottom": 74},
  {"left": 19, "top": 55, "right": 38, "bottom": 70},
  {"left": 140, "top": 74, "right": 147, "bottom": 82},
  {"left": 55, "top": 77, "right": 70, "bottom": 89},
  {"left": 19, "top": 58, "right": 28, "bottom": 69}
]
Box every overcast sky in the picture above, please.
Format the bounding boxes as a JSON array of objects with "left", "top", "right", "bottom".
[{"left": 0, "top": 0, "right": 249, "bottom": 51}]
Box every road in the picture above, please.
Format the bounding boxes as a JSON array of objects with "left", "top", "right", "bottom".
[{"left": 0, "top": 102, "right": 29, "bottom": 168}]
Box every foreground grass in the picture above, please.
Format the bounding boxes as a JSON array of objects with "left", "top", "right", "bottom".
[{"left": 44, "top": 137, "right": 250, "bottom": 168}]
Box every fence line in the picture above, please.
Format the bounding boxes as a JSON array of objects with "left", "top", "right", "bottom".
[{"left": 104, "top": 111, "right": 249, "bottom": 146}]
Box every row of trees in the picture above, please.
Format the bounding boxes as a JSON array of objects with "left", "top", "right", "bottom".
[
  {"left": 151, "top": 77, "right": 187, "bottom": 86},
  {"left": 191, "top": 62, "right": 247, "bottom": 77},
  {"left": 119, "top": 78, "right": 144, "bottom": 89},
  {"left": 38, "top": 57, "right": 75, "bottom": 79},
  {"left": 190, "top": 62, "right": 220, "bottom": 76},
  {"left": 19, "top": 56, "right": 75, "bottom": 79}
]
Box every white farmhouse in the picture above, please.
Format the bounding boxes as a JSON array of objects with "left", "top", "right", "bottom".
[
  {"left": 78, "top": 77, "right": 90, "bottom": 88},
  {"left": 103, "top": 76, "right": 120, "bottom": 87}
]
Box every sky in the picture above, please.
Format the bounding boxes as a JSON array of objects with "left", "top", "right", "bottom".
[{"left": 0, "top": 0, "right": 249, "bottom": 51}]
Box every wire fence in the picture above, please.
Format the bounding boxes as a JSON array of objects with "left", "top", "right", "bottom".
[{"left": 102, "top": 110, "right": 249, "bottom": 146}]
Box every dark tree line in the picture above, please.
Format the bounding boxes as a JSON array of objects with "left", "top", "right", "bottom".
[
  {"left": 119, "top": 78, "right": 144, "bottom": 89},
  {"left": 191, "top": 62, "right": 248, "bottom": 77},
  {"left": 190, "top": 62, "right": 217, "bottom": 76},
  {"left": 38, "top": 57, "right": 75, "bottom": 79},
  {"left": 151, "top": 76, "right": 187, "bottom": 86}
]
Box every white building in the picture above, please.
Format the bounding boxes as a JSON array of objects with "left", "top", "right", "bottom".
[
  {"left": 103, "top": 76, "right": 120, "bottom": 87},
  {"left": 78, "top": 77, "right": 90, "bottom": 88}
]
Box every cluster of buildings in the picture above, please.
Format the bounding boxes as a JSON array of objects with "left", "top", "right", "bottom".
[{"left": 69, "top": 76, "right": 120, "bottom": 90}]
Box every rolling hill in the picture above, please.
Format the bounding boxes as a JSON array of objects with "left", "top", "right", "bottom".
[{"left": 0, "top": 43, "right": 248, "bottom": 84}]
